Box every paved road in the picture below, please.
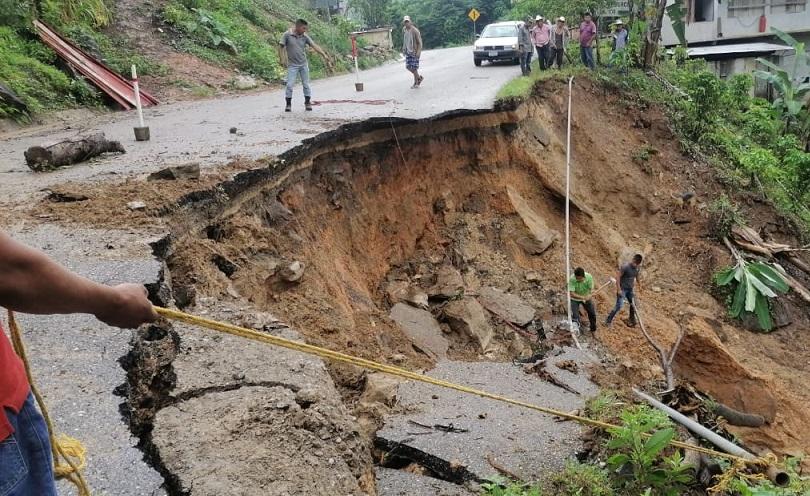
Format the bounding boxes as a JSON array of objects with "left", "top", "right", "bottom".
[{"left": 0, "top": 46, "right": 519, "bottom": 202}]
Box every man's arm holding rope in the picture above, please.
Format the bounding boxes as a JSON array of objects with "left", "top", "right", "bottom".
[{"left": 0, "top": 231, "right": 157, "bottom": 328}]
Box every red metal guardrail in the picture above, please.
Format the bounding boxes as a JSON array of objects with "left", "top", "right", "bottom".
[{"left": 34, "top": 20, "right": 159, "bottom": 110}]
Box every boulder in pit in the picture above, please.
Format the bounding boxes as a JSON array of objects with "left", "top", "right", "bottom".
[
  {"left": 507, "top": 186, "right": 559, "bottom": 255},
  {"left": 428, "top": 265, "right": 464, "bottom": 299},
  {"left": 443, "top": 298, "right": 495, "bottom": 353},
  {"left": 478, "top": 287, "right": 536, "bottom": 327},
  {"left": 389, "top": 303, "right": 449, "bottom": 360}
]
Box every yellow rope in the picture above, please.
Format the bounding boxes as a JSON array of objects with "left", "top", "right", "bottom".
[
  {"left": 8, "top": 311, "right": 91, "bottom": 496},
  {"left": 154, "top": 306, "right": 773, "bottom": 468}
]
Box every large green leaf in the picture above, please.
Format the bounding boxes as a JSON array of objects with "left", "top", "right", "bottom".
[
  {"left": 748, "top": 263, "right": 789, "bottom": 293},
  {"left": 770, "top": 27, "right": 800, "bottom": 50},
  {"left": 746, "top": 270, "right": 778, "bottom": 298},
  {"left": 730, "top": 273, "right": 747, "bottom": 317},
  {"left": 714, "top": 266, "right": 737, "bottom": 286},
  {"left": 744, "top": 271, "right": 758, "bottom": 312},
  {"left": 754, "top": 291, "right": 774, "bottom": 331},
  {"left": 607, "top": 453, "right": 630, "bottom": 468},
  {"left": 643, "top": 428, "right": 674, "bottom": 458}
]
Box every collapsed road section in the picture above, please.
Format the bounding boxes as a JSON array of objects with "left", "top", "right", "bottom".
[{"left": 116, "top": 78, "right": 810, "bottom": 494}]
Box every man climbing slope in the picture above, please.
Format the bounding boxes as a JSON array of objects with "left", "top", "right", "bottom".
[
  {"left": 0, "top": 231, "right": 157, "bottom": 494},
  {"left": 605, "top": 253, "right": 643, "bottom": 327},
  {"left": 279, "top": 18, "right": 331, "bottom": 112},
  {"left": 569, "top": 267, "right": 597, "bottom": 333},
  {"left": 402, "top": 16, "right": 424, "bottom": 89}
]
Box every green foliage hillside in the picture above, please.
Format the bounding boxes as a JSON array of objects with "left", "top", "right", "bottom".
[{"left": 160, "top": 0, "right": 368, "bottom": 80}]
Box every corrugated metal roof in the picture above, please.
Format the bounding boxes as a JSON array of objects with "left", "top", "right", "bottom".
[{"left": 685, "top": 42, "right": 794, "bottom": 57}]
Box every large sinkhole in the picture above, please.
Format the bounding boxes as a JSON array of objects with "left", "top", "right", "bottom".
[
  {"left": 167, "top": 102, "right": 596, "bottom": 369},
  {"left": 125, "top": 79, "right": 810, "bottom": 494}
]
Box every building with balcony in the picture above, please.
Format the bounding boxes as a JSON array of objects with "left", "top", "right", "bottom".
[{"left": 661, "top": 0, "right": 809, "bottom": 93}]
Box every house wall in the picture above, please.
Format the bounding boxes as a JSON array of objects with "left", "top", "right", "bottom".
[
  {"left": 355, "top": 29, "right": 393, "bottom": 49},
  {"left": 662, "top": 0, "right": 809, "bottom": 45}
]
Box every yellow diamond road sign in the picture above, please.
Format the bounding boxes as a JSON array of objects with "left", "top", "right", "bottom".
[{"left": 468, "top": 8, "right": 480, "bottom": 22}]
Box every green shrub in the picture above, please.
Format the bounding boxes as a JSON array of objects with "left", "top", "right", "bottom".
[
  {"left": 708, "top": 195, "right": 746, "bottom": 240},
  {"left": 481, "top": 476, "right": 543, "bottom": 496},
  {"left": 585, "top": 391, "right": 623, "bottom": 423},
  {"left": 550, "top": 461, "right": 614, "bottom": 496},
  {"left": 605, "top": 405, "right": 693, "bottom": 495}
]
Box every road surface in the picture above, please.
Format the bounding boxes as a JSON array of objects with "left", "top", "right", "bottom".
[{"left": 0, "top": 46, "right": 520, "bottom": 202}]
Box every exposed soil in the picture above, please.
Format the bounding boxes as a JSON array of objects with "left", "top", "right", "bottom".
[
  {"left": 14, "top": 77, "right": 810, "bottom": 491},
  {"left": 158, "top": 78, "right": 810, "bottom": 460}
]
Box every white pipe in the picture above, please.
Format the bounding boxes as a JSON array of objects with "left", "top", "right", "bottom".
[
  {"left": 131, "top": 65, "right": 145, "bottom": 128},
  {"left": 632, "top": 388, "right": 755, "bottom": 460},
  {"left": 565, "top": 76, "right": 580, "bottom": 350},
  {"left": 354, "top": 55, "right": 360, "bottom": 83}
]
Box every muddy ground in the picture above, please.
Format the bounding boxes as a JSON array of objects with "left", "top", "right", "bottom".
[{"left": 2, "top": 77, "right": 809, "bottom": 494}]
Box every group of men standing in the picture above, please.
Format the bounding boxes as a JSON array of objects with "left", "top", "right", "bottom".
[{"left": 518, "top": 13, "right": 629, "bottom": 75}]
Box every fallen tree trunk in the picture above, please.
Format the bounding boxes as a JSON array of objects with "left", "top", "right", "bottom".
[
  {"left": 0, "top": 83, "right": 27, "bottom": 114},
  {"left": 710, "top": 402, "right": 765, "bottom": 427},
  {"left": 25, "top": 133, "right": 125, "bottom": 172}
]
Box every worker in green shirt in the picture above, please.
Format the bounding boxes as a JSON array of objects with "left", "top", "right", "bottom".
[{"left": 569, "top": 267, "right": 597, "bottom": 333}]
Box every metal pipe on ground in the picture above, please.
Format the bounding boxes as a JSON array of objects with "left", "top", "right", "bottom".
[{"left": 632, "top": 388, "right": 789, "bottom": 487}]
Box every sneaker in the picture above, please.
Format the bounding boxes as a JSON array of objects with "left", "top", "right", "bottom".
[
  {"left": 285, "top": 104, "right": 291, "bottom": 112},
  {"left": 604, "top": 319, "right": 612, "bottom": 329},
  {"left": 625, "top": 319, "right": 637, "bottom": 328}
]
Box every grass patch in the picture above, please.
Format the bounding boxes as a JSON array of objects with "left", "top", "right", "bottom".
[
  {"left": 495, "top": 65, "right": 586, "bottom": 102},
  {"left": 0, "top": 26, "right": 101, "bottom": 120}
]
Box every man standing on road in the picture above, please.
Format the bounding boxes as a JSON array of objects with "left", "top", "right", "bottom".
[
  {"left": 530, "top": 15, "right": 551, "bottom": 70},
  {"left": 578, "top": 13, "right": 597, "bottom": 70},
  {"left": 605, "top": 253, "right": 643, "bottom": 328},
  {"left": 518, "top": 20, "right": 534, "bottom": 76},
  {"left": 402, "top": 16, "right": 424, "bottom": 89},
  {"left": 0, "top": 230, "right": 158, "bottom": 495},
  {"left": 278, "top": 18, "right": 331, "bottom": 112},
  {"left": 569, "top": 267, "right": 597, "bottom": 333},
  {"left": 549, "top": 17, "right": 570, "bottom": 69}
]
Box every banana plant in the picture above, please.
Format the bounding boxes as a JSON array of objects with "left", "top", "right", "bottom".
[
  {"left": 714, "top": 258, "right": 789, "bottom": 331},
  {"left": 754, "top": 28, "right": 810, "bottom": 129}
]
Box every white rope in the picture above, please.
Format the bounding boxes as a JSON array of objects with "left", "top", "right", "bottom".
[{"left": 565, "top": 76, "right": 582, "bottom": 350}]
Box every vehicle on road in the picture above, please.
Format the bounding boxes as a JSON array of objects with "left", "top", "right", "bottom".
[{"left": 473, "top": 21, "right": 521, "bottom": 66}]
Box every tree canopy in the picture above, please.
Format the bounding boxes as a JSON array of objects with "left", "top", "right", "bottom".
[
  {"left": 387, "top": 0, "right": 511, "bottom": 48},
  {"left": 509, "top": 0, "right": 617, "bottom": 26}
]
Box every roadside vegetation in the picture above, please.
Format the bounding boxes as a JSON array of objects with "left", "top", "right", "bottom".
[
  {"left": 481, "top": 392, "right": 810, "bottom": 495},
  {"left": 160, "top": 0, "right": 386, "bottom": 80}
]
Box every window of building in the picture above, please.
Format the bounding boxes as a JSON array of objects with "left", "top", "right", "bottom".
[
  {"left": 727, "top": 0, "right": 766, "bottom": 18},
  {"left": 771, "top": 0, "right": 807, "bottom": 14},
  {"left": 690, "top": 0, "right": 715, "bottom": 21}
]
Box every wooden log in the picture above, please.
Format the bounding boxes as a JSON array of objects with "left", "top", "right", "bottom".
[
  {"left": 0, "top": 83, "right": 27, "bottom": 113},
  {"left": 24, "top": 133, "right": 125, "bottom": 172}
]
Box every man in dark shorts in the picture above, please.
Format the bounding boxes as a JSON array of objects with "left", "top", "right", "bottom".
[
  {"left": 0, "top": 230, "right": 157, "bottom": 494},
  {"left": 605, "top": 253, "right": 643, "bottom": 327},
  {"left": 402, "top": 16, "right": 423, "bottom": 88}
]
